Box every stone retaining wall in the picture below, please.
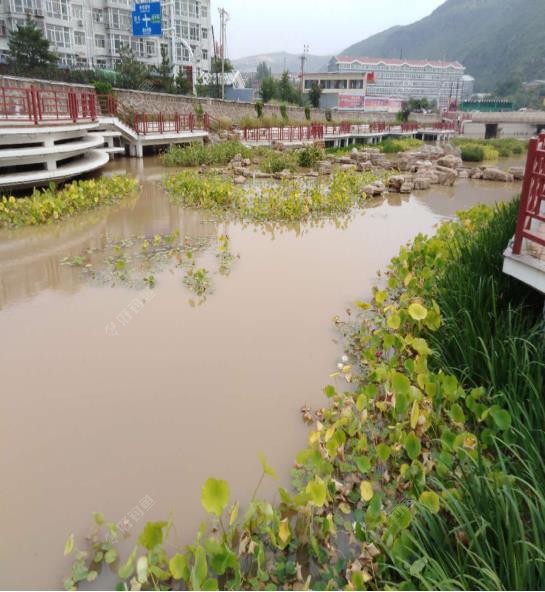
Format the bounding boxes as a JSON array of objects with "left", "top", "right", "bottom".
[{"left": 0, "top": 75, "right": 441, "bottom": 125}]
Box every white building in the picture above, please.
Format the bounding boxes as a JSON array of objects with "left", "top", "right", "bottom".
[
  {"left": 0, "top": 0, "right": 211, "bottom": 76},
  {"left": 303, "top": 55, "right": 467, "bottom": 111}
]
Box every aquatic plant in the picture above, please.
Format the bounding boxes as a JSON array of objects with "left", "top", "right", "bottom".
[
  {"left": 296, "top": 145, "right": 324, "bottom": 168},
  {"left": 453, "top": 137, "right": 527, "bottom": 162},
  {"left": 216, "top": 235, "right": 238, "bottom": 275},
  {"left": 65, "top": 202, "right": 528, "bottom": 590},
  {"left": 378, "top": 138, "right": 423, "bottom": 153},
  {"left": 259, "top": 151, "right": 297, "bottom": 174},
  {"left": 161, "top": 141, "right": 251, "bottom": 167},
  {"left": 183, "top": 264, "right": 212, "bottom": 296},
  {"left": 164, "top": 170, "right": 382, "bottom": 223},
  {"left": 0, "top": 176, "right": 138, "bottom": 228}
]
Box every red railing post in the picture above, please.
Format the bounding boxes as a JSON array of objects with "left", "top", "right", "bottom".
[
  {"left": 512, "top": 137, "right": 538, "bottom": 254},
  {"left": 29, "top": 86, "right": 39, "bottom": 124}
]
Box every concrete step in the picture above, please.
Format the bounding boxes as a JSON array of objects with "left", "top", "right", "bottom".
[
  {"left": 0, "top": 134, "right": 105, "bottom": 167},
  {"left": 0, "top": 149, "right": 109, "bottom": 190}
]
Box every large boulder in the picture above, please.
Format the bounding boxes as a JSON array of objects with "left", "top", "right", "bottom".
[
  {"left": 413, "top": 176, "right": 432, "bottom": 191},
  {"left": 434, "top": 165, "right": 457, "bottom": 186},
  {"left": 387, "top": 175, "right": 407, "bottom": 192},
  {"left": 357, "top": 160, "right": 373, "bottom": 172},
  {"left": 482, "top": 167, "right": 515, "bottom": 182},
  {"left": 400, "top": 181, "right": 414, "bottom": 193},
  {"left": 362, "top": 180, "right": 386, "bottom": 196},
  {"left": 508, "top": 166, "right": 524, "bottom": 180},
  {"left": 437, "top": 154, "right": 463, "bottom": 169}
]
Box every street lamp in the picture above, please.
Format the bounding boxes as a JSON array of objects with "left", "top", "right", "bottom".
[{"left": 300, "top": 44, "right": 309, "bottom": 94}]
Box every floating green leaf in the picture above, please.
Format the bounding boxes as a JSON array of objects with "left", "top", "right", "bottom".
[
  {"left": 201, "top": 478, "right": 230, "bottom": 517},
  {"left": 408, "top": 302, "right": 428, "bottom": 321}
]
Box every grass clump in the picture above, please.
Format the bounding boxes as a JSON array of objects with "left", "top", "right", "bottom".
[
  {"left": 163, "top": 172, "right": 242, "bottom": 211},
  {"left": 161, "top": 141, "right": 251, "bottom": 167},
  {"left": 0, "top": 176, "right": 138, "bottom": 228},
  {"left": 454, "top": 137, "right": 527, "bottom": 162},
  {"left": 378, "top": 137, "right": 423, "bottom": 153},
  {"left": 460, "top": 144, "right": 485, "bottom": 161},
  {"left": 259, "top": 150, "right": 297, "bottom": 174}
]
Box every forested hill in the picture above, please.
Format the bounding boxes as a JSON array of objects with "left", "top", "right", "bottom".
[{"left": 341, "top": 0, "right": 545, "bottom": 91}]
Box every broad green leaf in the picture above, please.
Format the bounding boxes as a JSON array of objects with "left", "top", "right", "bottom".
[
  {"left": 490, "top": 407, "right": 512, "bottom": 430},
  {"left": 410, "top": 557, "right": 427, "bottom": 576},
  {"left": 387, "top": 313, "right": 401, "bottom": 330},
  {"left": 419, "top": 490, "right": 440, "bottom": 513},
  {"left": 404, "top": 432, "right": 421, "bottom": 460},
  {"left": 376, "top": 443, "right": 391, "bottom": 462},
  {"left": 411, "top": 338, "right": 431, "bottom": 355},
  {"left": 138, "top": 521, "right": 166, "bottom": 550},
  {"left": 360, "top": 480, "right": 374, "bottom": 502},
  {"left": 305, "top": 477, "right": 327, "bottom": 507},
  {"left": 408, "top": 302, "right": 428, "bottom": 321},
  {"left": 391, "top": 372, "right": 410, "bottom": 396},
  {"left": 449, "top": 403, "right": 465, "bottom": 425},
  {"left": 104, "top": 549, "right": 117, "bottom": 564},
  {"left": 64, "top": 533, "right": 74, "bottom": 556},
  {"left": 118, "top": 547, "right": 137, "bottom": 580},
  {"left": 258, "top": 452, "right": 278, "bottom": 480},
  {"left": 323, "top": 384, "right": 336, "bottom": 398},
  {"left": 354, "top": 455, "right": 372, "bottom": 474},
  {"left": 201, "top": 478, "right": 230, "bottom": 517},
  {"left": 191, "top": 546, "right": 208, "bottom": 590},
  {"left": 169, "top": 554, "right": 188, "bottom": 581}
]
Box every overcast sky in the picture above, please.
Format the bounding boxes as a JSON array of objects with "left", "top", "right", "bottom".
[{"left": 211, "top": 0, "right": 447, "bottom": 59}]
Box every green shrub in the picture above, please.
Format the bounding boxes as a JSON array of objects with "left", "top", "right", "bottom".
[
  {"left": 296, "top": 144, "right": 324, "bottom": 168},
  {"left": 93, "top": 80, "right": 113, "bottom": 95},
  {"left": 208, "top": 116, "right": 233, "bottom": 132},
  {"left": 255, "top": 101, "right": 263, "bottom": 118},
  {"left": 259, "top": 151, "right": 296, "bottom": 173},
  {"left": 280, "top": 104, "right": 288, "bottom": 121},
  {"left": 304, "top": 106, "right": 311, "bottom": 121},
  {"left": 460, "top": 144, "right": 485, "bottom": 161},
  {"left": 325, "top": 108, "right": 332, "bottom": 122}
]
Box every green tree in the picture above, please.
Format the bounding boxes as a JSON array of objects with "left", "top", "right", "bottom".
[
  {"left": 210, "top": 56, "right": 234, "bottom": 74},
  {"left": 256, "top": 61, "right": 271, "bottom": 82},
  {"left": 7, "top": 17, "right": 58, "bottom": 74},
  {"left": 152, "top": 46, "right": 174, "bottom": 93},
  {"left": 175, "top": 68, "right": 192, "bottom": 95},
  {"left": 278, "top": 70, "right": 295, "bottom": 103},
  {"left": 308, "top": 81, "right": 322, "bottom": 108},
  {"left": 115, "top": 45, "right": 148, "bottom": 90},
  {"left": 260, "top": 75, "right": 277, "bottom": 103}
]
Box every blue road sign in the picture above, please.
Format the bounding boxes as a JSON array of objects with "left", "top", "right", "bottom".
[{"left": 132, "top": 2, "right": 162, "bottom": 37}]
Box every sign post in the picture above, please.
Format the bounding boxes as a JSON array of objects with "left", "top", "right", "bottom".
[{"left": 132, "top": 2, "right": 162, "bottom": 37}]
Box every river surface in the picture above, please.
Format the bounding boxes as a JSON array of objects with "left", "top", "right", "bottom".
[{"left": 0, "top": 156, "right": 523, "bottom": 589}]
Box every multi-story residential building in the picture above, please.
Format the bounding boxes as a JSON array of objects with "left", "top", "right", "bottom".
[
  {"left": 0, "top": 0, "right": 211, "bottom": 76},
  {"left": 303, "top": 55, "right": 467, "bottom": 111}
]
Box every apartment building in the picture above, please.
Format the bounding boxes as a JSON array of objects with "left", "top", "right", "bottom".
[
  {"left": 303, "top": 55, "right": 466, "bottom": 111},
  {"left": 0, "top": 0, "right": 211, "bottom": 75}
]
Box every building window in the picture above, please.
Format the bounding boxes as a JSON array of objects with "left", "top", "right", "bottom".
[
  {"left": 95, "top": 34, "right": 105, "bottom": 49},
  {"left": 189, "top": 23, "right": 199, "bottom": 41},
  {"left": 201, "top": 4, "right": 207, "bottom": 18},
  {"left": 46, "top": 0, "right": 69, "bottom": 20},
  {"left": 201, "top": 27, "right": 207, "bottom": 39},
  {"left": 146, "top": 40, "right": 156, "bottom": 56},
  {"left": 188, "top": 0, "right": 198, "bottom": 18},
  {"left": 74, "top": 30, "right": 85, "bottom": 45},
  {"left": 72, "top": 3, "right": 82, "bottom": 19},
  {"left": 202, "top": 48, "right": 208, "bottom": 61},
  {"left": 111, "top": 34, "right": 129, "bottom": 53},
  {"left": 93, "top": 8, "right": 103, "bottom": 23},
  {"left": 46, "top": 24, "right": 70, "bottom": 47},
  {"left": 110, "top": 8, "right": 130, "bottom": 29},
  {"left": 132, "top": 38, "right": 144, "bottom": 56},
  {"left": 11, "top": 0, "right": 37, "bottom": 13}
]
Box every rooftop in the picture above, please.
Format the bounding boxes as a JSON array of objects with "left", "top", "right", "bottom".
[{"left": 334, "top": 55, "right": 465, "bottom": 69}]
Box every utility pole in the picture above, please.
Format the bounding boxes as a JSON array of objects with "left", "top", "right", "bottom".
[
  {"left": 299, "top": 44, "right": 309, "bottom": 94},
  {"left": 218, "top": 7, "right": 230, "bottom": 100}
]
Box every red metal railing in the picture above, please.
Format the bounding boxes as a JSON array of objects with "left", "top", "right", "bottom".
[
  {"left": 132, "top": 112, "right": 199, "bottom": 134},
  {"left": 401, "top": 122, "right": 419, "bottom": 132},
  {"left": 242, "top": 124, "right": 324, "bottom": 142},
  {"left": 432, "top": 121, "right": 456, "bottom": 130},
  {"left": 0, "top": 85, "right": 97, "bottom": 124},
  {"left": 512, "top": 133, "right": 545, "bottom": 255}
]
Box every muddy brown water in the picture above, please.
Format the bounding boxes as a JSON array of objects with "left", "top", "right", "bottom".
[{"left": 0, "top": 156, "right": 523, "bottom": 589}]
